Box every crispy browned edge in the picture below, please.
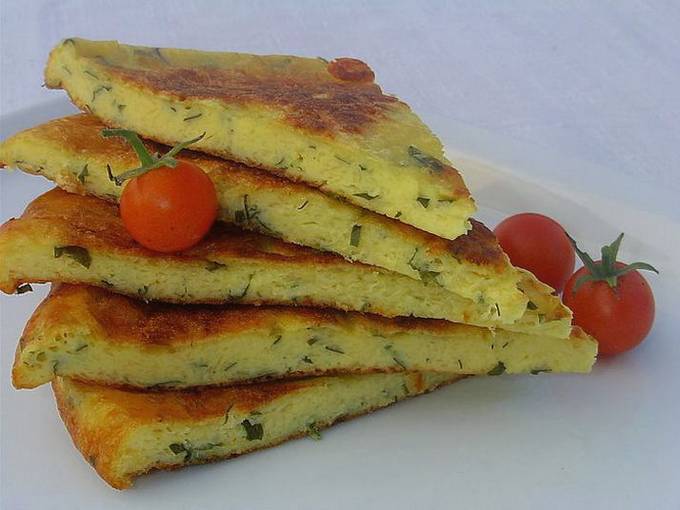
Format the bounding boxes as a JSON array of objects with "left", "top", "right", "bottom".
[
  {"left": 44, "top": 39, "right": 471, "bottom": 201},
  {"left": 52, "top": 374, "right": 463, "bottom": 489},
  {"left": 0, "top": 114, "right": 499, "bottom": 268}
]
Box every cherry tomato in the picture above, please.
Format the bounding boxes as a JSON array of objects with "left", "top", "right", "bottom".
[
  {"left": 564, "top": 263, "right": 655, "bottom": 355},
  {"left": 494, "top": 213, "right": 575, "bottom": 292},
  {"left": 563, "top": 234, "right": 657, "bottom": 356},
  {"left": 120, "top": 160, "right": 217, "bottom": 252}
]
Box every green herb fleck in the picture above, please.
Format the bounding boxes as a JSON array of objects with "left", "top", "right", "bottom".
[
  {"left": 74, "top": 344, "right": 89, "bottom": 352},
  {"left": 408, "top": 146, "right": 445, "bottom": 172},
  {"left": 224, "top": 361, "right": 238, "bottom": 372},
  {"left": 223, "top": 403, "right": 234, "bottom": 424},
  {"left": 527, "top": 301, "right": 538, "bottom": 311},
  {"left": 350, "top": 225, "right": 362, "bottom": 247},
  {"left": 228, "top": 275, "right": 253, "bottom": 302},
  {"left": 334, "top": 155, "right": 350, "bottom": 164},
  {"left": 307, "top": 337, "right": 320, "bottom": 346},
  {"left": 100, "top": 279, "right": 114, "bottom": 288},
  {"left": 394, "top": 211, "right": 402, "bottom": 219},
  {"left": 77, "top": 164, "right": 89, "bottom": 184},
  {"left": 83, "top": 69, "right": 99, "bottom": 79},
  {"left": 487, "top": 361, "right": 506, "bottom": 376},
  {"left": 138, "top": 285, "right": 150, "bottom": 301},
  {"left": 272, "top": 335, "right": 282, "bottom": 346},
  {"left": 296, "top": 200, "right": 309, "bottom": 210},
  {"left": 307, "top": 422, "right": 322, "bottom": 440},
  {"left": 393, "top": 356, "right": 407, "bottom": 369},
  {"left": 353, "top": 193, "right": 379, "bottom": 200},
  {"left": 242, "top": 420, "right": 264, "bottom": 441},
  {"left": 54, "top": 245, "right": 91, "bottom": 268},
  {"left": 16, "top": 283, "right": 33, "bottom": 295},
  {"left": 205, "top": 261, "right": 226, "bottom": 271},
  {"left": 417, "top": 197, "right": 431, "bottom": 208},
  {"left": 117, "top": 104, "right": 127, "bottom": 112},
  {"left": 325, "top": 345, "right": 345, "bottom": 354},
  {"left": 183, "top": 113, "right": 203, "bottom": 122},
  {"left": 147, "top": 380, "right": 183, "bottom": 390},
  {"left": 302, "top": 355, "right": 314, "bottom": 364},
  {"left": 91, "top": 85, "right": 112, "bottom": 101},
  {"left": 457, "top": 359, "right": 463, "bottom": 370},
  {"left": 358, "top": 164, "right": 368, "bottom": 171},
  {"left": 530, "top": 368, "right": 552, "bottom": 375},
  {"left": 495, "top": 303, "right": 501, "bottom": 317},
  {"left": 501, "top": 342, "right": 509, "bottom": 349},
  {"left": 317, "top": 56, "right": 329, "bottom": 64}
]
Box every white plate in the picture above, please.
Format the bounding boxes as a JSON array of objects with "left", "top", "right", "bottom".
[{"left": 1, "top": 100, "right": 679, "bottom": 510}]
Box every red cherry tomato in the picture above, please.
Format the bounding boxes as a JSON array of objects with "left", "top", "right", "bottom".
[
  {"left": 494, "top": 213, "right": 575, "bottom": 292},
  {"left": 120, "top": 160, "right": 217, "bottom": 253},
  {"left": 564, "top": 254, "right": 656, "bottom": 356}
]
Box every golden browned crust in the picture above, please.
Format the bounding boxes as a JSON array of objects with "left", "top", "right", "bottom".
[
  {"left": 20, "top": 284, "right": 487, "bottom": 349},
  {"left": 53, "top": 374, "right": 462, "bottom": 489},
  {"left": 0, "top": 114, "right": 501, "bottom": 268},
  {"left": 0, "top": 188, "right": 352, "bottom": 265}
]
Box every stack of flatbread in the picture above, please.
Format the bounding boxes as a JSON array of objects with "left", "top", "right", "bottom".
[{"left": 0, "top": 38, "right": 596, "bottom": 489}]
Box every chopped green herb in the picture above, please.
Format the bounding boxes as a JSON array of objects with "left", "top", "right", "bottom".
[
  {"left": 395, "top": 211, "right": 402, "bottom": 219},
  {"left": 228, "top": 275, "right": 253, "bottom": 301},
  {"left": 54, "top": 245, "right": 91, "bottom": 268},
  {"left": 402, "top": 383, "right": 410, "bottom": 395},
  {"left": 83, "top": 69, "right": 99, "bottom": 79},
  {"left": 272, "top": 335, "right": 282, "bottom": 346},
  {"left": 307, "top": 337, "right": 320, "bottom": 346},
  {"left": 457, "top": 359, "right": 463, "bottom": 370},
  {"left": 301, "top": 355, "right": 313, "bottom": 364},
  {"left": 77, "top": 164, "right": 89, "bottom": 184},
  {"left": 117, "top": 104, "right": 127, "bottom": 112},
  {"left": 530, "top": 368, "right": 552, "bottom": 375},
  {"left": 353, "top": 192, "right": 379, "bottom": 200},
  {"left": 138, "top": 285, "right": 150, "bottom": 301},
  {"left": 487, "top": 361, "right": 506, "bottom": 376},
  {"left": 275, "top": 157, "right": 286, "bottom": 168},
  {"left": 224, "top": 361, "right": 238, "bottom": 372},
  {"left": 527, "top": 301, "right": 538, "bottom": 311},
  {"left": 538, "top": 314, "right": 546, "bottom": 323},
  {"left": 296, "top": 200, "right": 309, "bottom": 210},
  {"left": 417, "top": 197, "right": 431, "bottom": 208},
  {"left": 495, "top": 303, "right": 501, "bottom": 317},
  {"left": 147, "top": 380, "right": 183, "bottom": 390},
  {"left": 169, "top": 105, "right": 177, "bottom": 112},
  {"left": 317, "top": 56, "right": 329, "bottom": 64},
  {"left": 334, "top": 155, "right": 350, "bottom": 164},
  {"left": 350, "top": 225, "right": 362, "bottom": 247},
  {"left": 169, "top": 441, "right": 223, "bottom": 462},
  {"left": 183, "top": 113, "right": 203, "bottom": 122},
  {"left": 74, "top": 344, "right": 89, "bottom": 352},
  {"left": 241, "top": 420, "right": 264, "bottom": 441},
  {"left": 325, "top": 345, "right": 345, "bottom": 354},
  {"left": 501, "top": 342, "right": 510, "bottom": 349},
  {"left": 205, "top": 261, "right": 226, "bottom": 271},
  {"left": 15, "top": 283, "right": 33, "bottom": 295},
  {"left": 307, "top": 423, "right": 322, "bottom": 440},
  {"left": 392, "top": 356, "right": 407, "bottom": 369},
  {"left": 91, "top": 85, "right": 112, "bottom": 101},
  {"left": 408, "top": 146, "right": 445, "bottom": 172},
  {"left": 223, "top": 403, "right": 234, "bottom": 424},
  {"left": 100, "top": 279, "right": 114, "bottom": 288}
]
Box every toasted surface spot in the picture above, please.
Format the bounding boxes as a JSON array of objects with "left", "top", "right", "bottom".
[
  {"left": 43, "top": 38, "right": 475, "bottom": 238},
  {"left": 53, "top": 372, "right": 460, "bottom": 488},
  {"left": 13, "top": 284, "right": 596, "bottom": 389}
]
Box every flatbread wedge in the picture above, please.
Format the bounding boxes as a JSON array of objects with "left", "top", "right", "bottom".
[
  {"left": 53, "top": 373, "right": 462, "bottom": 489},
  {"left": 43, "top": 38, "right": 476, "bottom": 239},
  {"left": 13, "top": 285, "right": 596, "bottom": 390},
  {"left": 0, "top": 189, "right": 571, "bottom": 336},
  {"left": 2, "top": 113, "right": 526, "bottom": 323}
]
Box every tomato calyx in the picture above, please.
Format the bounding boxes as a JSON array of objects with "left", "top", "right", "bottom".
[
  {"left": 101, "top": 128, "right": 205, "bottom": 186},
  {"left": 567, "top": 233, "right": 658, "bottom": 292}
]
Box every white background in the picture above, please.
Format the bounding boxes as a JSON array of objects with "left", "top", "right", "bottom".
[{"left": 1, "top": 1, "right": 679, "bottom": 509}]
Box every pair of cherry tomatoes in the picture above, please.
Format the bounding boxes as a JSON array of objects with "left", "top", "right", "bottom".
[{"left": 495, "top": 213, "right": 657, "bottom": 356}]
